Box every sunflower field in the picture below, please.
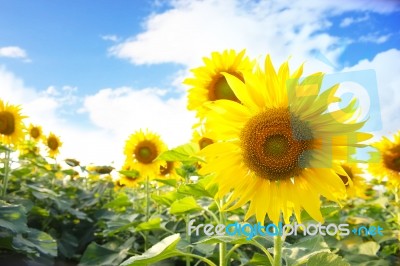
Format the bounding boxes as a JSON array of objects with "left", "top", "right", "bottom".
[{"left": 1, "top": 50, "right": 399, "bottom": 266}]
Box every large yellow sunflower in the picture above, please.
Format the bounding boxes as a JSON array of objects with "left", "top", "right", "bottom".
[
  {"left": 199, "top": 55, "right": 371, "bottom": 224},
  {"left": 45, "top": 132, "right": 62, "bottom": 157},
  {"left": 184, "top": 49, "right": 254, "bottom": 116},
  {"left": 28, "top": 124, "right": 43, "bottom": 141},
  {"left": 123, "top": 129, "right": 167, "bottom": 178},
  {"left": 339, "top": 163, "right": 369, "bottom": 199},
  {"left": 369, "top": 131, "right": 400, "bottom": 187},
  {"left": 0, "top": 99, "right": 26, "bottom": 146}
]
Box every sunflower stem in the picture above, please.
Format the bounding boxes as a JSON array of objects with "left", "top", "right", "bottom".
[
  {"left": 1, "top": 149, "right": 11, "bottom": 198},
  {"left": 273, "top": 234, "right": 283, "bottom": 266},
  {"left": 144, "top": 176, "right": 150, "bottom": 251},
  {"left": 218, "top": 199, "right": 227, "bottom": 266},
  {"left": 185, "top": 172, "right": 191, "bottom": 266}
]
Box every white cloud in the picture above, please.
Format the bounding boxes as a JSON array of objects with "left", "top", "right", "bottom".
[
  {"left": 341, "top": 49, "right": 400, "bottom": 138},
  {"left": 108, "top": 0, "right": 399, "bottom": 68},
  {"left": 0, "top": 46, "right": 30, "bottom": 62},
  {"left": 82, "top": 86, "right": 196, "bottom": 149},
  {"left": 101, "top": 35, "right": 120, "bottom": 42},
  {"left": 359, "top": 33, "right": 392, "bottom": 44},
  {"left": 340, "top": 14, "right": 369, "bottom": 27},
  {"left": 0, "top": 66, "right": 122, "bottom": 166}
]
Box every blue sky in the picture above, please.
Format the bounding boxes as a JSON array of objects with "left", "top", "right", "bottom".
[{"left": 1, "top": 0, "right": 399, "bottom": 166}]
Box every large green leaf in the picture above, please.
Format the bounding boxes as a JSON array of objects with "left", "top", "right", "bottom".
[
  {"left": 119, "top": 234, "right": 181, "bottom": 266},
  {"left": 135, "top": 217, "right": 162, "bottom": 231},
  {"left": 178, "top": 175, "right": 218, "bottom": 198},
  {"left": 79, "top": 241, "right": 129, "bottom": 266},
  {"left": 157, "top": 143, "right": 201, "bottom": 163},
  {"left": 194, "top": 235, "right": 248, "bottom": 245},
  {"left": 283, "top": 235, "right": 329, "bottom": 265},
  {"left": 12, "top": 229, "right": 57, "bottom": 258},
  {"left": 170, "top": 196, "right": 202, "bottom": 215},
  {"left": 0, "top": 203, "right": 28, "bottom": 233},
  {"left": 307, "top": 252, "right": 350, "bottom": 266}
]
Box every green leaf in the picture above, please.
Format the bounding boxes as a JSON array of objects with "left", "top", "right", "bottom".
[
  {"left": 118, "top": 170, "right": 139, "bottom": 178},
  {"left": 104, "top": 193, "right": 132, "bottom": 209},
  {"left": 307, "top": 252, "right": 349, "bottom": 266},
  {"left": 12, "top": 229, "right": 57, "bottom": 258},
  {"left": 300, "top": 203, "right": 340, "bottom": 222},
  {"left": 157, "top": 143, "right": 201, "bottom": 163},
  {"left": 152, "top": 191, "right": 181, "bottom": 206},
  {"left": 170, "top": 196, "right": 202, "bottom": 215},
  {"left": 195, "top": 235, "right": 248, "bottom": 245},
  {"left": 80, "top": 242, "right": 128, "bottom": 266},
  {"left": 357, "top": 241, "right": 380, "bottom": 256},
  {"left": 135, "top": 217, "right": 161, "bottom": 231},
  {"left": 283, "top": 235, "right": 329, "bottom": 265},
  {"left": 153, "top": 178, "right": 177, "bottom": 187},
  {"left": 178, "top": 175, "right": 217, "bottom": 198},
  {"left": 247, "top": 253, "right": 272, "bottom": 266},
  {"left": 120, "top": 234, "right": 181, "bottom": 266},
  {"left": 0, "top": 204, "right": 28, "bottom": 233}
]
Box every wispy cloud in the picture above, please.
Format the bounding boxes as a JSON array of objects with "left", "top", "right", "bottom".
[
  {"left": 0, "top": 46, "right": 30, "bottom": 62},
  {"left": 359, "top": 33, "right": 392, "bottom": 44},
  {"left": 340, "top": 14, "right": 370, "bottom": 27},
  {"left": 108, "top": 0, "right": 399, "bottom": 68},
  {"left": 101, "top": 35, "right": 120, "bottom": 42}
]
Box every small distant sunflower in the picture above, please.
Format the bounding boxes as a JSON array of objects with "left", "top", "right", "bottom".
[
  {"left": 199, "top": 55, "right": 371, "bottom": 224},
  {"left": 184, "top": 49, "right": 254, "bottom": 116},
  {"left": 159, "top": 161, "right": 181, "bottom": 180},
  {"left": 118, "top": 163, "right": 142, "bottom": 188},
  {"left": 45, "top": 132, "right": 62, "bottom": 157},
  {"left": 339, "top": 163, "right": 369, "bottom": 199},
  {"left": 192, "top": 128, "right": 215, "bottom": 150},
  {"left": 123, "top": 129, "right": 167, "bottom": 178},
  {"left": 0, "top": 99, "right": 26, "bottom": 146},
  {"left": 369, "top": 131, "right": 400, "bottom": 187},
  {"left": 28, "top": 124, "right": 43, "bottom": 141}
]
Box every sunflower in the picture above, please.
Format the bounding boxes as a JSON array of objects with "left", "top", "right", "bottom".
[
  {"left": 192, "top": 128, "right": 215, "bottom": 150},
  {"left": 339, "top": 163, "right": 369, "bottom": 199},
  {"left": 198, "top": 55, "right": 371, "bottom": 224},
  {"left": 118, "top": 163, "right": 142, "bottom": 188},
  {"left": 159, "top": 161, "right": 181, "bottom": 180},
  {"left": 0, "top": 99, "right": 26, "bottom": 146},
  {"left": 123, "top": 129, "right": 167, "bottom": 178},
  {"left": 184, "top": 49, "right": 254, "bottom": 116},
  {"left": 28, "top": 124, "right": 43, "bottom": 141},
  {"left": 369, "top": 131, "right": 400, "bottom": 187},
  {"left": 45, "top": 132, "right": 62, "bottom": 157}
]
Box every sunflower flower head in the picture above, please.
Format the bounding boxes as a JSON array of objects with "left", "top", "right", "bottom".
[
  {"left": 184, "top": 49, "right": 254, "bottom": 117},
  {"left": 28, "top": 124, "right": 43, "bottom": 141},
  {"left": 123, "top": 129, "right": 167, "bottom": 178},
  {"left": 339, "top": 163, "right": 369, "bottom": 199},
  {"left": 198, "top": 54, "right": 372, "bottom": 224},
  {"left": 118, "top": 163, "right": 142, "bottom": 188},
  {"left": 0, "top": 99, "right": 27, "bottom": 146},
  {"left": 45, "top": 132, "right": 62, "bottom": 158},
  {"left": 369, "top": 131, "right": 400, "bottom": 187}
]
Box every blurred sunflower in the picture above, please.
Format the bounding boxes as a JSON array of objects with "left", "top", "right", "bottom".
[
  {"left": 199, "top": 55, "right": 371, "bottom": 224},
  {"left": 118, "top": 163, "right": 142, "bottom": 188},
  {"left": 159, "top": 161, "right": 180, "bottom": 180},
  {"left": 28, "top": 124, "right": 43, "bottom": 141},
  {"left": 369, "top": 131, "right": 400, "bottom": 187},
  {"left": 124, "top": 129, "right": 167, "bottom": 178},
  {"left": 45, "top": 132, "right": 62, "bottom": 157},
  {"left": 0, "top": 99, "right": 26, "bottom": 146},
  {"left": 192, "top": 128, "right": 214, "bottom": 150},
  {"left": 184, "top": 49, "right": 254, "bottom": 116},
  {"left": 339, "top": 163, "right": 369, "bottom": 199}
]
